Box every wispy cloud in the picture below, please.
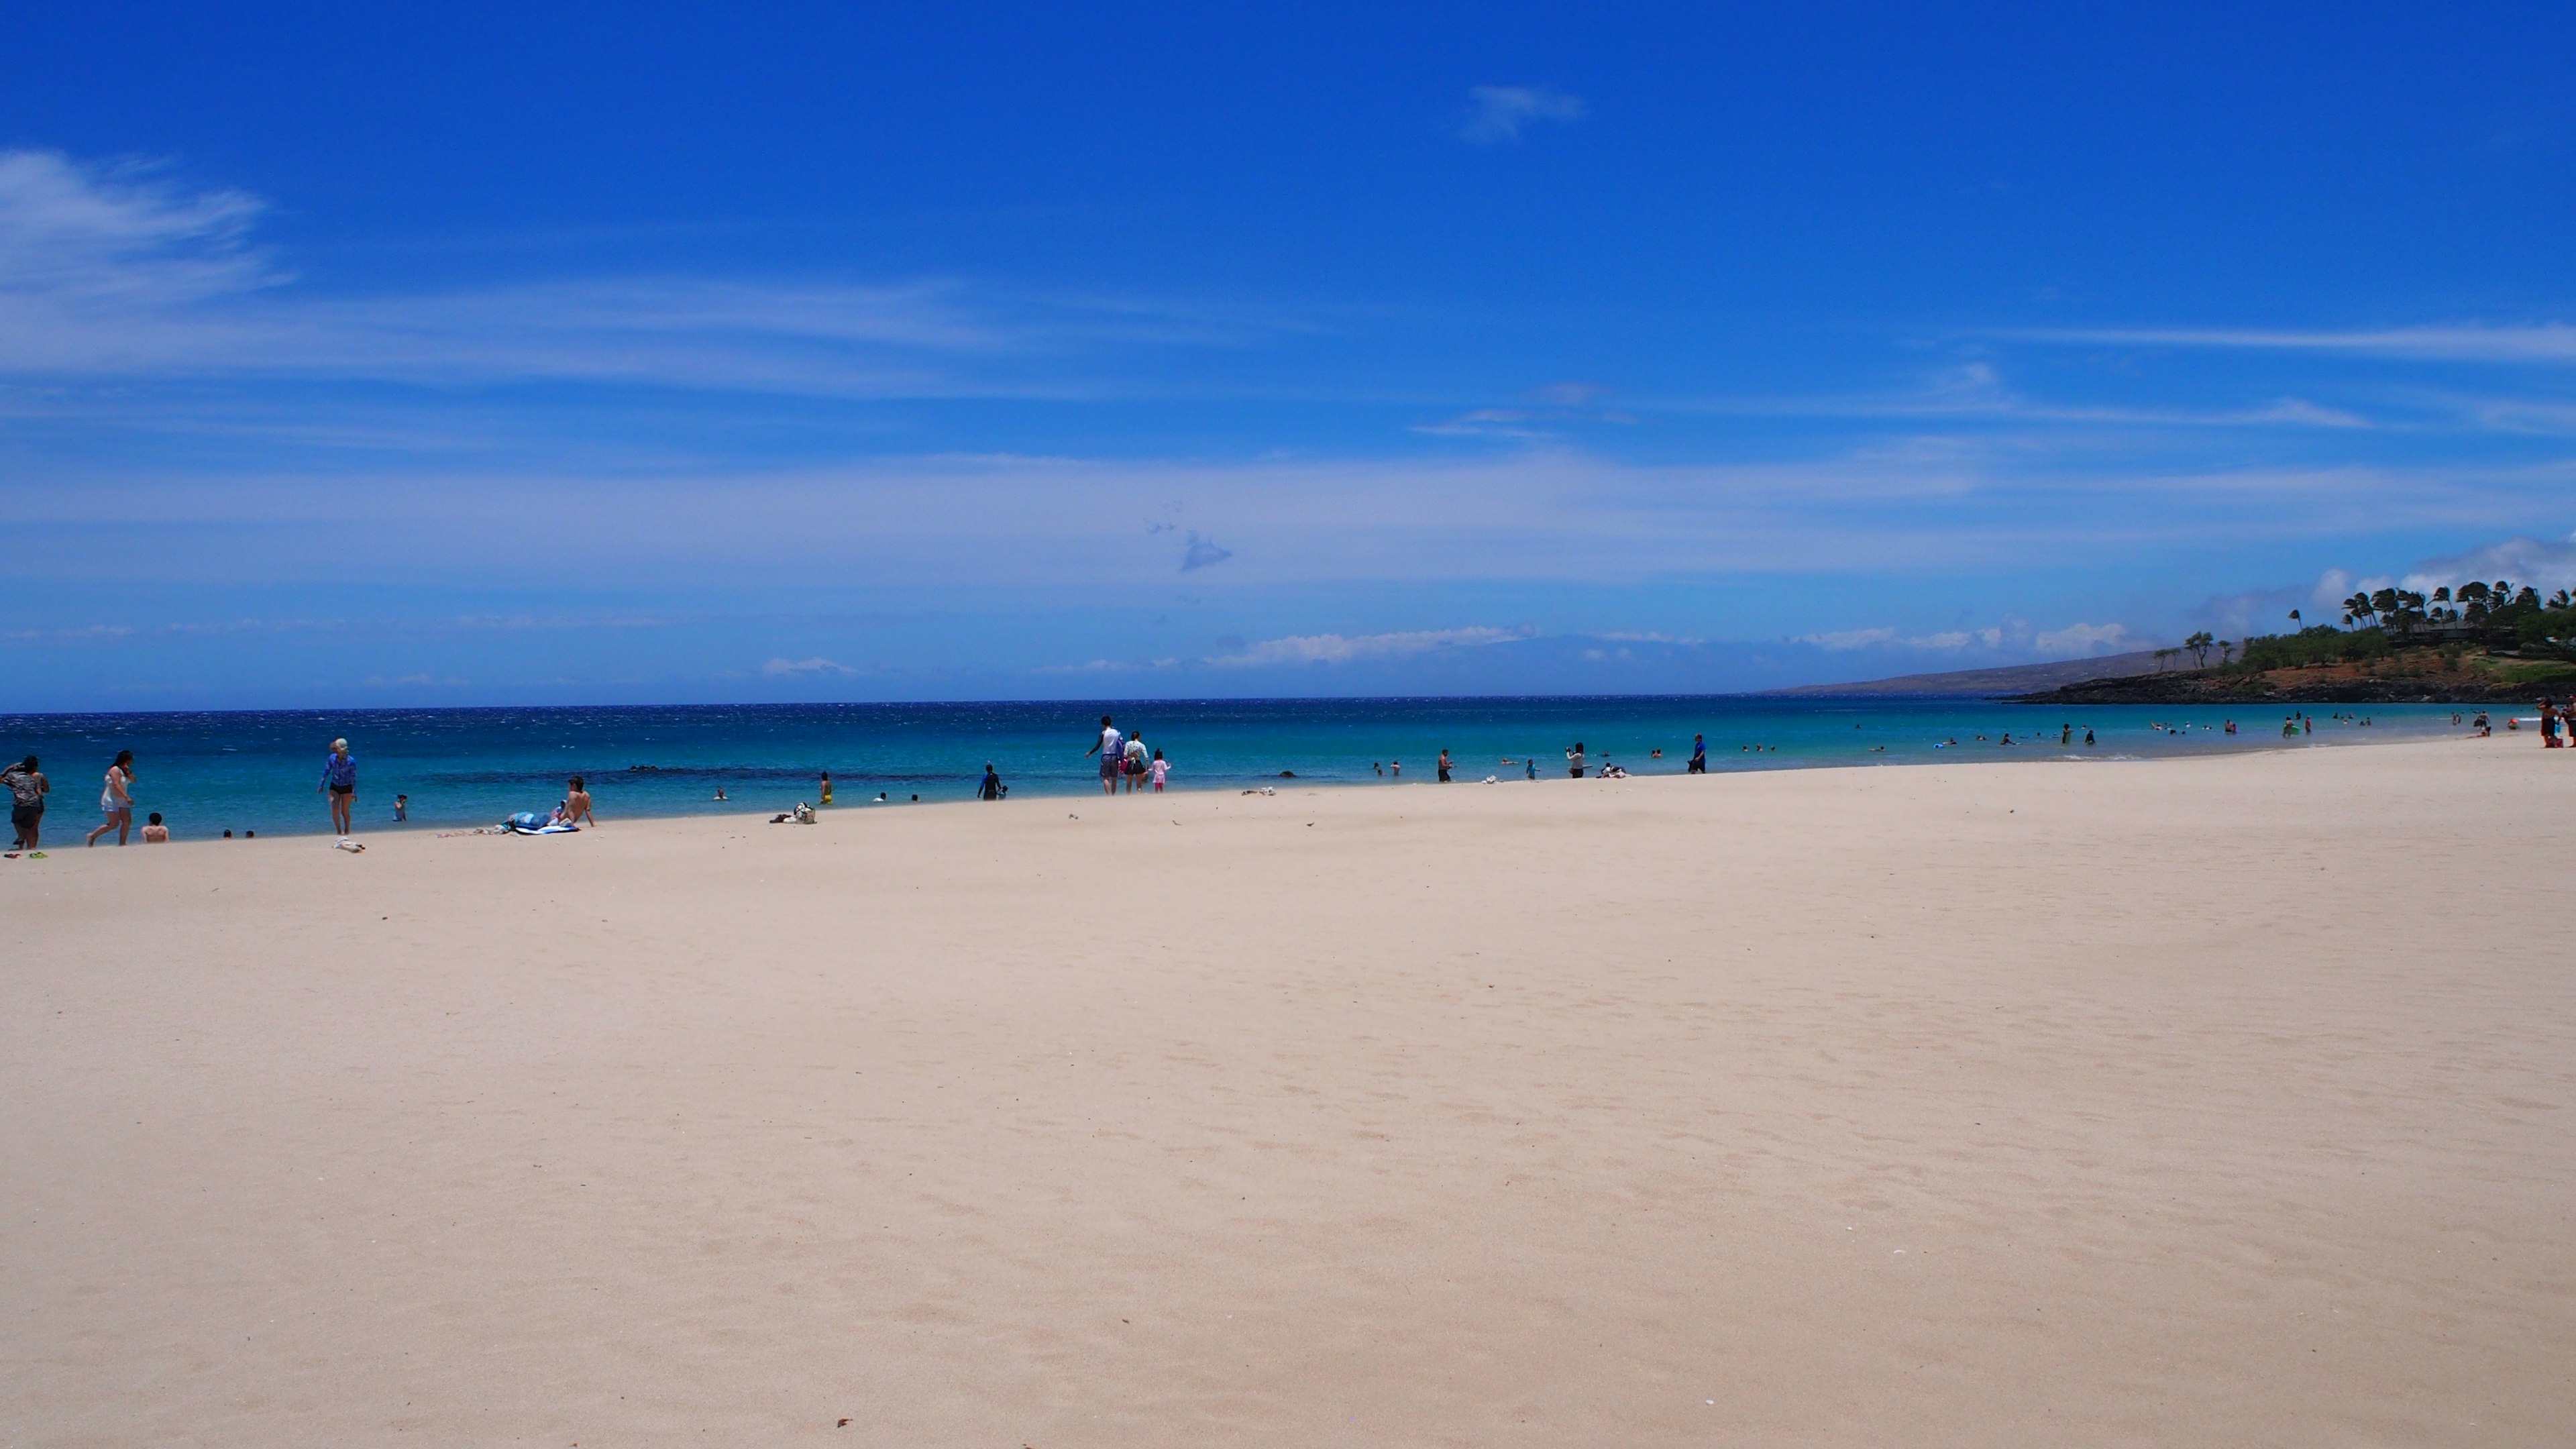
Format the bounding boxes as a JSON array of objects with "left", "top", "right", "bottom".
[
  {"left": 0, "top": 148, "right": 1293, "bottom": 396},
  {"left": 761, "top": 655, "right": 857, "bottom": 676},
  {"left": 1798, "top": 621, "right": 2142, "bottom": 657},
  {"left": 2015, "top": 323, "right": 2576, "bottom": 364},
  {"left": 1179, "top": 531, "right": 1233, "bottom": 572},
  {"left": 1205, "top": 625, "right": 1534, "bottom": 667},
  {"left": 1412, "top": 408, "right": 1551, "bottom": 439},
  {"left": 1458, "top": 85, "right": 1586, "bottom": 143}
]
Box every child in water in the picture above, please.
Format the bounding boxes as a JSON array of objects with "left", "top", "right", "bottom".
[{"left": 1150, "top": 749, "right": 1170, "bottom": 792}]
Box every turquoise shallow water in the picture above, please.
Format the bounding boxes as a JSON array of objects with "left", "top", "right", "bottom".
[{"left": 0, "top": 696, "right": 2475, "bottom": 839}]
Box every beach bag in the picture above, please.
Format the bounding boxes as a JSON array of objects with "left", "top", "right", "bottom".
[{"left": 4, "top": 770, "right": 40, "bottom": 808}]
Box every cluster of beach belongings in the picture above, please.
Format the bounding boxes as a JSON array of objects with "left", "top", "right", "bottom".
[
  {"left": 506, "top": 810, "right": 579, "bottom": 835},
  {"left": 768, "top": 802, "right": 818, "bottom": 824}
]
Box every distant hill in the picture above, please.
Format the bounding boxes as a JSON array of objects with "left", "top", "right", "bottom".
[{"left": 1768, "top": 649, "right": 2165, "bottom": 697}]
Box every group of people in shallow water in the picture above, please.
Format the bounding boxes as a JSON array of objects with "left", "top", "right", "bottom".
[{"left": 1083, "top": 716, "right": 1173, "bottom": 795}]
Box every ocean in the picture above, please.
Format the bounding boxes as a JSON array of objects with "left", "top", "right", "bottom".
[{"left": 0, "top": 696, "right": 2476, "bottom": 839}]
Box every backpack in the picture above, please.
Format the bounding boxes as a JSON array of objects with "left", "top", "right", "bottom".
[{"left": 4, "top": 769, "right": 40, "bottom": 809}]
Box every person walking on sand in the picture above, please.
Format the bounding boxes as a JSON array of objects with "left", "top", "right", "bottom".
[
  {"left": 319, "top": 738, "right": 358, "bottom": 837},
  {"left": 564, "top": 777, "right": 597, "bottom": 826},
  {"left": 1688, "top": 734, "right": 1707, "bottom": 773},
  {"left": 5, "top": 755, "right": 48, "bottom": 849},
  {"left": 1438, "top": 749, "right": 1453, "bottom": 783},
  {"left": 86, "top": 751, "right": 136, "bottom": 846},
  {"left": 1084, "top": 715, "right": 1122, "bottom": 797}
]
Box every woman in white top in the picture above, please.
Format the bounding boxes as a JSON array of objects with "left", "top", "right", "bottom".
[{"left": 86, "top": 751, "right": 135, "bottom": 847}]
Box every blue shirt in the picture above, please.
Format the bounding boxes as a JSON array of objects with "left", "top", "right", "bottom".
[{"left": 321, "top": 753, "right": 357, "bottom": 789}]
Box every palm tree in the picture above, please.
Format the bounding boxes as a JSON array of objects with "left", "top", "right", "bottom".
[
  {"left": 2220, "top": 640, "right": 2235, "bottom": 665},
  {"left": 2184, "top": 630, "right": 2214, "bottom": 668},
  {"left": 2343, "top": 591, "right": 2375, "bottom": 628}
]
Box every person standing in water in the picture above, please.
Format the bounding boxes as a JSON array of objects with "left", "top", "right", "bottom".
[
  {"left": 87, "top": 750, "right": 135, "bottom": 847},
  {"left": 1566, "top": 741, "right": 1586, "bottom": 779},
  {"left": 979, "top": 763, "right": 1004, "bottom": 800},
  {"left": 1688, "top": 734, "right": 1707, "bottom": 773},
  {"left": 1437, "top": 749, "right": 1453, "bottom": 783},
  {"left": 1084, "top": 715, "right": 1122, "bottom": 796},
  {"left": 319, "top": 739, "right": 358, "bottom": 838},
  {"left": 820, "top": 771, "right": 835, "bottom": 805},
  {"left": 1150, "top": 749, "right": 1170, "bottom": 792}
]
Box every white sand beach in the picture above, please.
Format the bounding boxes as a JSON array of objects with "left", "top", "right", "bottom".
[{"left": 5, "top": 737, "right": 2572, "bottom": 1447}]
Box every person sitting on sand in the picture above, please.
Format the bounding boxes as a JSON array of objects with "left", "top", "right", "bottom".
[
  {"left": 564, "top": 777, "right": 596, "bottom": 826},
  {"left": 142, "top": 812, "right": 168, "bottom": 843}
]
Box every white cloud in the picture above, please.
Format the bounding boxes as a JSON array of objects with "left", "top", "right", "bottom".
[
  {"left": 1205, "top": 625, "right": 1534, "bottom": 667},
  {"left": 0, "top": 148, "right": 1293, "bottom": 393},
  {"left": 1799, "top": 621, "right": 2139, "bottom": 657},
  {"left": 1796, "top": 627, "right": 1898, "bottom": 650},
  {"left": 761, "top": 656, "right": 857, "bottom": 676},
  {"left": 1458, "top": 85, "right": 1586, "bottom": 143},
  {"left": 1795, "top": 627, "right": 1998, "bottom": 651},
  {"left": 1413, "top": 408, "right": 1550, "bottom": 439},
  {"left": 0, "top": 150, "right": 276, "bottom": 307},
  {"left": 2031, "top": 622, "right": 2136, "bottom": 656},
  {"left": 2021, "top": 323, "right": 2576, "bottom": 364},
  {"left": 2399, "top": 531, "right": 2576, "bottom": 595}
]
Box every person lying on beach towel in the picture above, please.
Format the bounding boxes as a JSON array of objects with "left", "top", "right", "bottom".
[{"left": 506, "top": 811, "right": 579, "bottom": 835}]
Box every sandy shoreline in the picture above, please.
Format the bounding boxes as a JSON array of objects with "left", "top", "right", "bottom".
[{"left": 6, "top": 738, "right": 2571, "bottom": 1445}]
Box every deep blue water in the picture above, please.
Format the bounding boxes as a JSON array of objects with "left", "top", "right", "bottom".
[{"left": 0, "top": 696, "right": 2474, "bottom": 839}]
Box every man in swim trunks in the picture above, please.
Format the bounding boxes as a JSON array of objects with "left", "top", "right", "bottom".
[
  {"left": 1085, "top": 715, "right": 1123, "bottom": 796},
  {"left": 1687, "top": 734, "right": 1706, "bottom": 773}
]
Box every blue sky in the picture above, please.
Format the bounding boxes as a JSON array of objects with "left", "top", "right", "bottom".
[{"left": 6, "top": 3, "right": 2575, "bottom": 707}]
